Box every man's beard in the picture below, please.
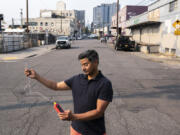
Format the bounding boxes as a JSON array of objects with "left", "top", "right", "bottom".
[{"left": 84, "top": 68, "right": 96, "bottom": 76}]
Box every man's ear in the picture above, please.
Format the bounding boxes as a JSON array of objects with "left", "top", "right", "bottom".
[{"left": 94, "top": 59, "right": 99, "bottom": 65}]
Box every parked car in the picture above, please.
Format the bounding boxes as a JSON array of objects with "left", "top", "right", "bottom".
[
  {"left": 71, "top": 36, "right": 76, "bottom": 40},
  {"left": 88, "top": 34, "right": 98, "bottom": 39},
  {"left": 100, "top": 37, "right": 107, "bottom": 43},
  {"left": 82, "top": 34, "right": 88, "bottom": 39},
  {"left": 77, "top": 36, "right": 83, "bottom": 40},
  {"left": 114, "top": 36, "right": 135, "bottom": 51},
  {"left": 56, "top": 36, "right": 71, "bottom": 49}
]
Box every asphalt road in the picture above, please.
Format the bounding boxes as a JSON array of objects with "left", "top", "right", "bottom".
[{"left": 0, "top": 40, "right": 180, "bottom": 135}]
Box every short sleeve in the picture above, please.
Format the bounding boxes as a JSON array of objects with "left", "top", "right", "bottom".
[
  {"left": 98, "top": 81, "right": 113, "bottom": 102},
  {"left": 64, "top": 76, "right": 75, "bottom": 88}
]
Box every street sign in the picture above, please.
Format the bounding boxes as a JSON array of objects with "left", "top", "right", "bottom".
[{"left": 173, "top": 20, "right": 180, "bottom": 35}]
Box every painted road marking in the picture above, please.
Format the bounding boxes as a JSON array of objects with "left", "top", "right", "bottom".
[
  {"left": 2, "top": 57, "right": 18, "bottom": 60},
  {"left": 0, "top": 61, "right": 17, "bottom": 63}
]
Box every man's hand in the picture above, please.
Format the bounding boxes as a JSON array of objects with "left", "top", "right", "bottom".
[
  {"left": 58, "top": 110, "right": 73, "bottom": 121},
  {"left": 57, "top": 100, "right": 110, "bottom": 122},
  {"left": 24, "top": 68, "right": 38, "bottom": 79}
]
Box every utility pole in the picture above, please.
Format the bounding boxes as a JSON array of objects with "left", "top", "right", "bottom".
[
  {"left": 116, "top": 0, "right": 119, "bottom": 40},
  {"left": 26, "top": 0, "right": 29, "bottom": 33},
  {"left": 20, "top": 9, "right": 23, "bottom": 27},
  {"left": 103, "top": 4, "right": 105, "bottom": 37}
]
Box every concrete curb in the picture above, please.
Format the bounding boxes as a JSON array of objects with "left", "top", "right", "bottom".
[{"left": 0, "top": 45, "right": 56, "bottom": 61}]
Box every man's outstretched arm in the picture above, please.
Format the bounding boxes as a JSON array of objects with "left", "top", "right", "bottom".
[{"left": 24, "top": 68, "right": 71, "bottom": 91}]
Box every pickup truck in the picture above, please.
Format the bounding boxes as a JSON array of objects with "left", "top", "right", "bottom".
[
  {"left": 56, "top": 36, "right": 71, "bottom": 49},
  {"left": 114, "top": 36, "right": 135, "bottom": 51}
]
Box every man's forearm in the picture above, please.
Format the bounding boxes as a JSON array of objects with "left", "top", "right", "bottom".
[
  {"left": 35, "top": 74, "right": 57, "bottom": 90},
  {"left": 72, "top": 109, "right": 104, "bottom": 121}
]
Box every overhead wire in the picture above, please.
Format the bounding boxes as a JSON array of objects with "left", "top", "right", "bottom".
[{"left": 136, "top": 0, "right": 158, "bottom": 6}]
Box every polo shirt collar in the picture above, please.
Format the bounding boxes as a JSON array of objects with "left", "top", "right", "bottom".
[{"left": 83, "top": 70, "right": 103, "bottom": 81}]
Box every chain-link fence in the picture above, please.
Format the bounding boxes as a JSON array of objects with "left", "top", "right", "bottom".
[
  {"left": 0, "top": 32, "right": 56, "bottom": 53},
  {"left": 0, "top": 33, "right": 25, "bottom": 53}
]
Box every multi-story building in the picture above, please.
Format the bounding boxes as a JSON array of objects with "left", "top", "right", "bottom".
[
  {"left": 111, "top": 5, "right": 148, "bottom": 36},
  {"left": 26, "top": 17, "right": 75, "bottom": 36},
  {"left": 93, "top": 3, "right": 120, "bottom": 35},
  {"left": 75, "top": 10, "right": 85, "bottom": 35},
  {"left": 109, "top": 3, "right": 118, "bottom": 24},
  {"left": 24, "top": 1, "right": 85, "bottom": 36},
  {"left": 126, "top": 0, "right": 180, "bottom": 56}
]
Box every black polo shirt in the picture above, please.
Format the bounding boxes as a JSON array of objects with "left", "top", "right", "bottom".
[{"left": 65, "top": 71, "right": 113, "bottom": 135}]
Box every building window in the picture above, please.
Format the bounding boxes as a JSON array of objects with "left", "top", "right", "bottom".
[
  {"left": 66, "top": 13, "right": 68, "bottom": 16},
  {"left": 171, "top": 49, "right": 176, "bottom": 55},
  {"left": 45, "top": 22, "right": 48, "bottom": 26},
  {"left": 169, "top": 0, "right": 178, "bottom": 12},
  {"left": 51, "top": 22, "right": 54, "bottom": 26},
  {"left": 70, "top": 13, "right": 72, "bottom": 16},
  {"left": 40, "top": 22, "right": 43, "bottom": 26},
  {"left": 165, "top": 48, "right": 169, "bottom": 53},
  {"left": 28, "top": 22, "right": 38, "bottom": 26}
]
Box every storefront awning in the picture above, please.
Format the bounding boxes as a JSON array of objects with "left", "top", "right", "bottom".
[
  {"left": 111, "top": 26, "right": 117, "bottom": 29},
  {"left": 127, "top": 21, "right": 161, "bottom": 29}
]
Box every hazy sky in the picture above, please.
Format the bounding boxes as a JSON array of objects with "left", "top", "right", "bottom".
[{"left": 0, "top": 0, "right": 142, "bottom": 25}]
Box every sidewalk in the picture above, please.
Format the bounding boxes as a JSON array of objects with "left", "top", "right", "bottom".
[
  {"left": 107, "top": 41, "right": 180, "bottom": 67},
  {"left": 131, "top": 52, "right": 180, "bottom": 66},
  {"left": 0, "top": 44, "right": 56, "bottom": 61}
]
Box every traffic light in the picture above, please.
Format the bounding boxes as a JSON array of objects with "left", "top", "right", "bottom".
[
  {"left": 0, "top": 14, "right": 3, "bottom": 20},
  {"left": 0, "top": 14, "right": 3, "bottom": 32}
]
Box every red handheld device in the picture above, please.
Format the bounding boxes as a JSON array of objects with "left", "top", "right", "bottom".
[{"left": 54, "top": 102, "right": 64, "bottom": 113}]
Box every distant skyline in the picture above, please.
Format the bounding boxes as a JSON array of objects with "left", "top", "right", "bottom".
[{"left": 0, "top": 0, "right": 148, "bottom": 25}]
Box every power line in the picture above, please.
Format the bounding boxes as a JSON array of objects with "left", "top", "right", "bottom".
[
  {"left": 136, "top": 0, "right": 158, "bottom": 6},
  {"left": 136, "top": 0, "right": 145, "bottom": 5}
]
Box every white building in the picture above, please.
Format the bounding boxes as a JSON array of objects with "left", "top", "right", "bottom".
[
  {"left": 27, "top": 17, "right": 75, "bottom": 36},
  {"left": 126, "top": 0, "right": 180, "bottom": 56},
  {"left": 24, "top": 1, "right": 85, "bottom": 36}
]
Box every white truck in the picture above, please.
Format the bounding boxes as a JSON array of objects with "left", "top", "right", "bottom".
[{"left": 56, "top": 36, "right": 71, "bottom": 49}]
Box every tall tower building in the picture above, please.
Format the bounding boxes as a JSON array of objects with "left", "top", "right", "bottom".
[
  {"left": 56, "top": 1, "right": 66, "bottom": 11},
  {"left": 93, "top": 3, "right": 120, "bottom": 28}
]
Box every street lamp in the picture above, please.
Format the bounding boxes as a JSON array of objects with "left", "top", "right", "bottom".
[{"left": 20, "top": 9, "right": 23, "bottom": 28}]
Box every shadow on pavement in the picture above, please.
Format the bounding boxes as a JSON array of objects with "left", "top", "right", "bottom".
[
  {"left": 113, "top": 85, "right": 180, "bottom": 100},
  {"left": 0, "top": 99, "right": 73, "bottom": 111}
]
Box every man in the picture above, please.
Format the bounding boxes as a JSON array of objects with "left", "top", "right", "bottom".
[{"left": 24, "top": 50, "right": 113, "bottom": 135}]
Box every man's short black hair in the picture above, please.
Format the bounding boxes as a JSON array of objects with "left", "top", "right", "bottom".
[{"left": 78, "top": 50, "right": 99, "bottom": 64}]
